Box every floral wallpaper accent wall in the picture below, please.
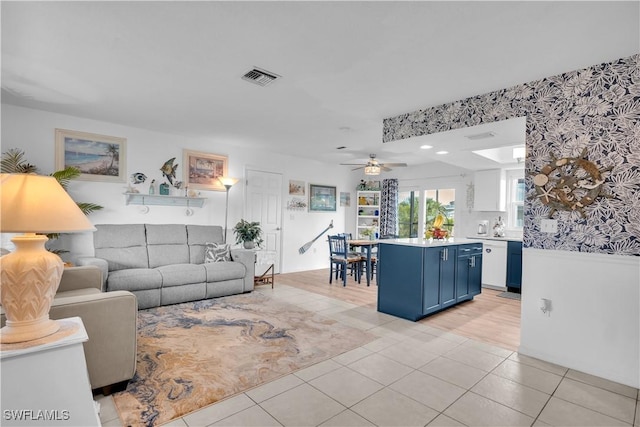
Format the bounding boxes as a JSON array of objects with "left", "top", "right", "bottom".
[
  {"left": 383, "top": 54, "right": 640, "bottom": 256},
  {"left": 380, "top": 178, "right": 399, "bottom": 238}
]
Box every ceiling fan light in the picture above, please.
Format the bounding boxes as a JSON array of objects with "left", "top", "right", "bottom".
[{"left": 364, "top": 165, "right": 381, "bottom": 175}]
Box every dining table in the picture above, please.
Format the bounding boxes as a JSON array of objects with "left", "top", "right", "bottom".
[{"left": 347, "top": 239, "right": 379, "bottom": 286}]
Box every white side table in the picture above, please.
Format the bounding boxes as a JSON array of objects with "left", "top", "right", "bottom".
[{"left": 1, "top": 317, "right": 100, "bottom": 426}]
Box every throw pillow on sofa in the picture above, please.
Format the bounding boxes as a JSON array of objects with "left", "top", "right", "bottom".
[{"left": 205, "top": 242, "right": 231, "bottom": 262}]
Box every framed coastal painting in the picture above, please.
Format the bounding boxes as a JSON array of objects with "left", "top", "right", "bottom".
[
  {"left": 183, "top": 149, "right": 228, "bottom": 191},
  {"left": 288, "top": 180, "right": 305, "bottom": 196},
  {"left": 55, "top": 128, "right": 127, "bottom": 183},
  {"left": 309, "top": 184, "right": 337, "bottom": 212}
]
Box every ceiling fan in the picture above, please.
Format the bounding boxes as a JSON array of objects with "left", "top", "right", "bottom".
[{"left": 340, "top": 154, "right": 407, "bottom": 175}]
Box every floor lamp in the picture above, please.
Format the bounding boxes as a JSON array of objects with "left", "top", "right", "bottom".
[
  {"left": 218, "top": 177, "right": 239, "bottom": 243},
  {"left": 0, "top": 173, "right": 95, "bottom": 343}
]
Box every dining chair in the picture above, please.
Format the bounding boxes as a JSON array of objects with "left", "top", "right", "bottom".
[
  {"left": 359, "top": 248, "right": 378, "bottom": 282},
  {"left": 328, "top": 234, "right": 361, "bottom": 286},
  {"left": 336, "top": 233, "right": 361, "bottom": 278}
]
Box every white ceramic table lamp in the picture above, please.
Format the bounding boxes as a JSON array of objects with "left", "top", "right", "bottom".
[{"left": 0, "top": 173, "right": 95, "bottom": 343}]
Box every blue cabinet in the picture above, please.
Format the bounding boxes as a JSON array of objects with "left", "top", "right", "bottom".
[
  {"left": 378, "top": 242, "right": 482, "bottom": 321},
  {"left": 455, "top": 244, "right": 483, "bottom": 302},
  {"left": 423, "top": 246, "right": 456, "bottom": 315},
  {"left": 378, "top": 244, "right": 425, "bottom": 321},
  {"left": 506, "top": 241, "right": 523, "bottom": 290}
]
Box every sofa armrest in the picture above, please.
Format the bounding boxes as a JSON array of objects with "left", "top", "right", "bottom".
[
  {"left": 75, "top": 257, "right": 109, "bottom": 290},
  {"left": 49, "top": 290, "right": 138, "bottom": 390},
  {"left": 230, "top": 248, "right": 256, "bottom": 292},
  {"left": 58, "top": 266, "right": 103, "bottom": 293}
]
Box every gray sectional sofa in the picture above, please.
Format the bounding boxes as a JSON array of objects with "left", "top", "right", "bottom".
[{"left": 77, "top": 224, "right": 255, "bottom": 309}]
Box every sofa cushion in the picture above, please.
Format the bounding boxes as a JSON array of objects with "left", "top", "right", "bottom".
[
  {"left": 148, "top": 244, "right": 190, "bottom": 268},
  {"left": 187, "top": 225, "right": 224, "bottom": 245},
  {"left": 202, "top": 262, "right": 246, "bottom": 282},
  {"left": 96, "top": 247, "right": 150, "bottom": 271},
  {"left": 94, "top": 224, "right": 147, "bottom": 248},
  {"left": 146, "top": 224, "right": 190, "bottom": 268},
  {"left": 94, "top": 224, "right": 149, "bottom": 271},
  {"left": 187, "top": 225, "right": 224, "bottom": 264},
  {"left": 107, "top": 268, "right": 162, "bottom": 291},
  {"left": 205, "top": 243, "right": 231, "bottom": 262},
  {"left": 156, "top": 264, "right": 206, "bottom": 287},
  {"left": 146, "top": 224, "right": 188, "bottom": 245}
]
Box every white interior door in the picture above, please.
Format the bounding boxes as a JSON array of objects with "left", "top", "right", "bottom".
[{"left": 245, "top": 169, "right": 282, "bottom": 273}]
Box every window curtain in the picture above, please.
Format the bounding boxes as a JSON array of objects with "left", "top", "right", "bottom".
[{"left": 380, "top": 178, "right": 398, "bottom": 238}]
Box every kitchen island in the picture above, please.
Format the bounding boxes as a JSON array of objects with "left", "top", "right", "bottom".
[{"left": 377, "top": 238, "right": 484, "bottom": 321}]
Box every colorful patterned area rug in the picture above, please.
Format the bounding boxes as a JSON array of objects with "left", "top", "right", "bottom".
[{"left": 113, "top": 292, "right": 375, "bottom": 426}]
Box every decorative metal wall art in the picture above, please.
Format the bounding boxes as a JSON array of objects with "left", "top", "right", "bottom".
[{"left": 530, "top": 148, "right": 613, "bottom": 218}]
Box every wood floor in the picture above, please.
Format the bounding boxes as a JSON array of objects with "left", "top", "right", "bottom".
[{"left": 274, "top": 269, "right": 521, "bottom": 351}]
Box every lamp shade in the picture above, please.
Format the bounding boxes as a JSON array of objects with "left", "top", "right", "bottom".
[
  {"left": 1, "top": 173, "right": 95, "bottom": 233},
  {"left": 218, "top": 176, "right": 239, "bottom": 187}
]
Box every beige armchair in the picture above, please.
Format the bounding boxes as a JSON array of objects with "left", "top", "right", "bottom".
[{"left": 1, "top": 266, "right": 138, "bottom": 393}]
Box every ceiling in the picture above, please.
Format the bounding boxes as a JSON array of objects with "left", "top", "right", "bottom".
[{"left": 2, "top": 1, "right": 638, "bottom": 172}]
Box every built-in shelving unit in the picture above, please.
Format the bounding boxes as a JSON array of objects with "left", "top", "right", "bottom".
[
  {"left": 356, "top": 190, "right": 380, "bottom": 239},
  {"left": 123, "top": 193, "right": 206, "bottom": 209}
]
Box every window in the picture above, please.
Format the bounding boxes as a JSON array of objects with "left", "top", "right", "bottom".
[
  {"left": 424, "top": 189, "right": 455, "bottom": 237},
  {"left": 398, "top": 191, "right": 419, "bottom": 238},
  {"left": 506, "top": 170, "right": 525, "bottom": 229}
]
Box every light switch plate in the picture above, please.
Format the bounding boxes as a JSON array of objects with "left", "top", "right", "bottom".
[{"left": 541, "top": 219, "right": 558, "bottom": 233}]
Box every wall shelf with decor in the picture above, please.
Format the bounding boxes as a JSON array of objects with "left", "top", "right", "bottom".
[
  {"left": 123, "top": 193, "right": 206, "bottom": 209},
  {"left": 356, "top": 190, "right": 380, "bottom": 239}
]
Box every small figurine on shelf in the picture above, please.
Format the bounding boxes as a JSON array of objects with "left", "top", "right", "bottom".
[
  {"left": 159, "top": 182, "right": 170, "bottom": 196},
  {"left": 130, "top": 172, "right": 147, "bottom": 184},
  {"left": 357, "top": 180, "right": 366, "bottom": 190},
  {"left": 172, "top": 181, "right": 183, "bottom": 196},
  {"left": 148, "top": 179, "right": 156, "bottom": 195}
]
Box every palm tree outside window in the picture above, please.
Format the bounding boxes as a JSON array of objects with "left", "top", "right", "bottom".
[
  {"left": 424, "top": 189, "right": 455, "bottom": 236},
  {"left": 398, "top": 191, "right": 419, "bottom": 238}
]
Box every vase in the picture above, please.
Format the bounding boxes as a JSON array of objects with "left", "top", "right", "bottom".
[
  {"left": 159, "top": 183, "right": 170, "bottom": 196},
  {"left": 243, "top": 241, "right": 255, "bottom": 249}
]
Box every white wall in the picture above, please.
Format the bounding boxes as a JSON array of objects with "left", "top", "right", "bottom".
[
  {"left": 520, "top": 248, "right": 640, "bottom": 388},
  {"left": 1, "top": 104, "right": 353, "bottom": 273}
]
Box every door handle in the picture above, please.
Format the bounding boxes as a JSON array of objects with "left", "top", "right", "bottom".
[{"left": 275, "top": 227, "right": 281, "bottom": 231}]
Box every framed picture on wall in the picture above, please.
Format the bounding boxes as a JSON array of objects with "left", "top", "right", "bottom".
[
  {"left": 340, "top": 192, "right": 351, "bottom": 207},
  {"left": 289, "top": 179, "right": 305, "bottom": 196},
  {"left": 55, "top": 128, "right": 127, "bottom": 183},
  {"left": 183, "top": 149, "right": 228, "bottom": 191},
  {"left": 309, "top": 184, "right": 337, "bottom": 211}
]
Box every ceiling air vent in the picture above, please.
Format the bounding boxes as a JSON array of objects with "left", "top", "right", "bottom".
[
  {"left": 241, "top": 67, "right": 280, "bottom": 87},
  {"left": 465, "top": 131, "right": 496, "bottom": 140}
]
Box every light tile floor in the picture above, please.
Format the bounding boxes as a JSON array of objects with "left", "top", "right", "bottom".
[{"left": 98, "top": 285, "right": 640, "bottom": 427}]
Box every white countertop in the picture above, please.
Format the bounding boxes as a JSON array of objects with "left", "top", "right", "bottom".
[
  {"left": 466, "top": 235, "right": 523, "bottom": 242},
  {"left": 378, "top": 238, "right": 483, "bottom": 247}
]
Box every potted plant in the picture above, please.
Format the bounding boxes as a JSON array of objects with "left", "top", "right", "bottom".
[
  {"left": 361, "top": 227, "right": 374, "bottom": 240},
  {"left": 233, "top": 219, "right": 263, "bottom": 249}
]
